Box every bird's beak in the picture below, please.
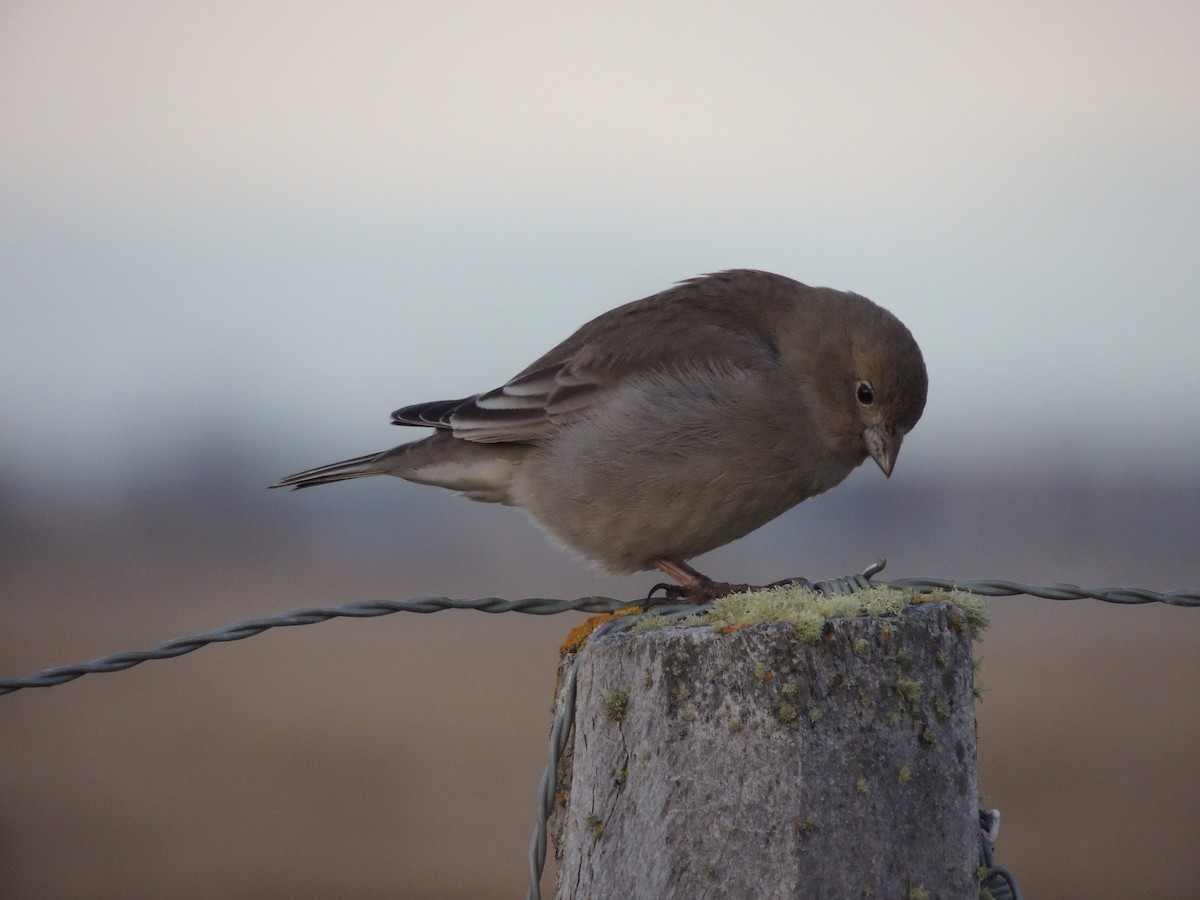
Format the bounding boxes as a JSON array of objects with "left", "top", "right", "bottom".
[{"left": 864, "top": 425, "right": 904, "bottom": 478}]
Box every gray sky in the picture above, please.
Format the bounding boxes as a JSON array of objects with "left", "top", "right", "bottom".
[{"left": 3, "top": 1, "right": 1198, "bottom": 487}]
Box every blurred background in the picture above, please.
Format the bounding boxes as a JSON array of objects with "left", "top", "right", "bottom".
[{"left": 2, "top": 2, "right": 1198, "bottom": 897}]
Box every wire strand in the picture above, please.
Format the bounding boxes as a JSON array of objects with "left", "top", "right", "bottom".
[{"left": 3, "top": 569, "right": 1195, "bottom": 696}]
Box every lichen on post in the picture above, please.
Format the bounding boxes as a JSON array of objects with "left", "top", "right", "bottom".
[{"left": 552, "top": 589, "right": 985, "bottom": 900}]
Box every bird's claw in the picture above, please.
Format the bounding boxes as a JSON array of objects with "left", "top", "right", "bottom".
[
  {"left": 644, "top": 582, "right": 690, "bottom": 606},
  {"left": 646, "top": 579, "right": 756, "bottom": 606}
]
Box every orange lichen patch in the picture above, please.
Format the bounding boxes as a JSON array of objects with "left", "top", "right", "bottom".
[
  {"left": 719, "top": 624, "right": 749, "bottom": 634},
  {"left": 560, "top": 607, "right": 645, "bottom": 654}
]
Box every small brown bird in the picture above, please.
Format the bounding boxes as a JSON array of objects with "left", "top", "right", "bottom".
[{"left": 272, "top": 270, "right": 927, "bottom": 600}]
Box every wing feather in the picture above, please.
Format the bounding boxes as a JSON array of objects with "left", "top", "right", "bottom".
[{"left": 391, "top": 271, "right": 797, "bottom": 445}]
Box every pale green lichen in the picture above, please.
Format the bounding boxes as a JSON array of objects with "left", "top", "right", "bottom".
[
  {"left": 945, "top": 591, "right": 990, "bottom": 639},
  {"left": 855, "top": 777, "right": 870, "bottom": 795},
  {"left": 897, "top": 764, "right": 912, "bottom": 784},
  {"left": 682, "top": 585, "right": 920, "bottom": 642},
  {"left": 796, "top": 815, "right": 819, "bottom": 835},
  {"left": 806, "top": 700, "right": 823, "bottom": 725},
  {"left": 972, "top": 658, "right": 987, "bottom": 699},
  {"left": 895, "top": 677, "right": 923, "bottom": 705},
  {"left": 602, "top": 688, "right": 630, "bottom": 722},
  {"left": 978, "top": 867, "right": 997, "bottom": 899},
  {"left": 627, "top": 587, "right": 989, "bottom": 643},
  {"left": 629, "top": 613, "right": 670, "bottom": 634}
]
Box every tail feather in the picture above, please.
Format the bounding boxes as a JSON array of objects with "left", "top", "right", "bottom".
[
  {"left": 269, "top": 452, "right": 387, "bottom": 490},
  {"left": 271, "top": 432, "right": 527, "bottom": 503}
]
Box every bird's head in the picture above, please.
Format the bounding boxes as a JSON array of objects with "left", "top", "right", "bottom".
[
  {"left": 847, "top": 310, "right": 927, "bottom": 477},
  {"left": 801, "top": 292, "right": 928, "bottom": 478}
]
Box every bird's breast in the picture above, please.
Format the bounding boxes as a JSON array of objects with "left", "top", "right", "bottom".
[{"left": 510, "top": 406, "right": 857, "bottom": 573}]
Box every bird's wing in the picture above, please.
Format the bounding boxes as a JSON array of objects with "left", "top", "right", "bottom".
[
  {"left": 394, "top": 335, "right": 777, "bottom": 445},
  {"left": 390, "top": 358, "right": 607, "bottom": 443},
  {"left": 392, "top": 271, "right": 791, "bottom": 444}
]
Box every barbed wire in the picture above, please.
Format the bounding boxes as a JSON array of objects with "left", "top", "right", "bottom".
[
  {"left": 886, "top": 576, "right": 1200, "bottom": 607},
  {"left": 979, "top": 809, "right": 1023, "bottom": 900},
  {"left": 0, "top": 595, "right": 625, "bottom": 695},
  {"left": 2, "top": 564, "right": 1194, "bottom": 697}
]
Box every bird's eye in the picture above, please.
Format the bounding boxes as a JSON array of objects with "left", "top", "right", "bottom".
[{"left": 855, "top": 381, "right": 875, "bottom": 406}]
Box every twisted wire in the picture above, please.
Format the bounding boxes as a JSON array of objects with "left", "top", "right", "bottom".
[
  {"left": 0, "top": 595, "right": 630, "bottom": 696},
  {"left": 979, "top": 810, "right": 1023, "bottom": 900},
  {"left": 888, "top": 577, "right": 1199, "bottom": 607},
  {"left": 3, "top": 568, "right": 1196, "bottom": 696}
]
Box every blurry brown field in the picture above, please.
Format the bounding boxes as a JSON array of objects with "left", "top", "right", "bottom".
[{"left": 2, "top": 475, "right": 1198, "bottom": 899}]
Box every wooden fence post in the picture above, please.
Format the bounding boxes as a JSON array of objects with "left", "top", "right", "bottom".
[{"left": 552, "top": 600, "right": 979, "bottom": 899}]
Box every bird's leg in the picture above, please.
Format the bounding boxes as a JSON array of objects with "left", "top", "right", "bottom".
[{"left": 652, "top": 559, "right": 753, "bottom": 605}]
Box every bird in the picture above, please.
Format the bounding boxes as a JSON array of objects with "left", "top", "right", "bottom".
[{"left": 271, "top": 269, "right": 927, "bottom": 602}]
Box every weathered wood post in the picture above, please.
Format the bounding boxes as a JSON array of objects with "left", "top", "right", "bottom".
[{"left": 552, "top": 595, "right": 981, "bottom": 899}]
